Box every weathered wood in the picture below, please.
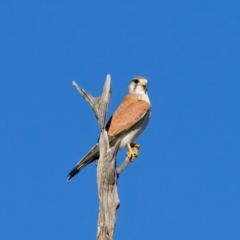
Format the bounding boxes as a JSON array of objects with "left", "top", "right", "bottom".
[
  {"left": 72, "top": 75, "right": 126, "bottom": 240},
  {"left": 97, "top": 133, "right": 120, "bottom": 240},
  {"left": 72, "top": 75, "right": 124, "bottom": 240},
  {"left": 72, "top": 74, "right": 111, "bottom": 129}
]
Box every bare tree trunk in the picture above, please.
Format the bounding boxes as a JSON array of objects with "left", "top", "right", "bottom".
[
  {"left": 72, "top": 75, "right": 138, "bottom": 240},
  {"left": 97, "top": 130, "right": 120, "bottom": 240}
]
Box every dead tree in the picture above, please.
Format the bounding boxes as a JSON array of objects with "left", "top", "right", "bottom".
[{"left": 72, "top": 75, "right": 138, "bottom": 240}]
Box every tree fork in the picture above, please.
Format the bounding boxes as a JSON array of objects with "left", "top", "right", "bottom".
[{"left": 72, "top": 75, "right": 138, "bottom": 240}]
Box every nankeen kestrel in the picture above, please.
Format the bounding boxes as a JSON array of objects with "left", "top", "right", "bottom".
[{"left": 67, "top": 77, "right": 151, "bottom": 180}]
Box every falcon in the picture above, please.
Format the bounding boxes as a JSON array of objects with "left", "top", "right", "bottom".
[{"left": 67, "top": 76, "right": 151, "bottom": 180}]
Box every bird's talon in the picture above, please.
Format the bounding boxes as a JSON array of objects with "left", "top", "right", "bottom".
[
  {"left": 126, "top": 150, "right": 139, "bottom": 162},
  {"left": 127, "top": 143, "right": 140, "bottom": 161}
]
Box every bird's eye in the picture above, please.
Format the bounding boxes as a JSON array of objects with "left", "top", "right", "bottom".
[{"left": 133, "top": 79, "right": 139, "bottom": 84}]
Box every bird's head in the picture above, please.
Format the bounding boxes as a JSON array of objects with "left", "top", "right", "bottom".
[{"left": 128, "top": 76, "right": 149, "bottom": 95}]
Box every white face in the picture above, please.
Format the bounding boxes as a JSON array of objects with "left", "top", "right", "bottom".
[{"left": 128, "top": 77, "right": 148, "bottom": 94}]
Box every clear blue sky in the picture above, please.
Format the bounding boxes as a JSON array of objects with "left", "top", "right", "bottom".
[{"left": 1, "top": 1, "right": 240, "bottom": 239}]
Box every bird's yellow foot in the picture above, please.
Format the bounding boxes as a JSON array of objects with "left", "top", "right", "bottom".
[{"left": 126, "top": 143, "right": 140, "bottom": 161}]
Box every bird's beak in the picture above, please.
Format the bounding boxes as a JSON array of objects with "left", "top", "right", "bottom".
[{"left": 138, "top": 79, "right": 147, "bottom": 87}]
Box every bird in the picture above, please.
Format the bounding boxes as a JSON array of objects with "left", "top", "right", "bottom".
[{"left": 67, "top": 76, "right": 151, "bottom": 180}]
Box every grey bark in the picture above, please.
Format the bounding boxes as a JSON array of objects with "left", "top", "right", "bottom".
[{"left": 72, "top": 75, "right": 137, "bottom": 240}]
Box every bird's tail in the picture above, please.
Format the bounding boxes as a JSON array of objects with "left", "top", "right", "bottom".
[{"left": 67, "top": 143, "right": 99, "bottom": 181}]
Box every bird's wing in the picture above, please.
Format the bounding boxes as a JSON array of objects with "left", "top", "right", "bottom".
[
  {"left": 106, "top": 94, "right": 150, "bottom": 136},
  {"left": 67, "top": 95, "right": 150, "bottom": 180}
]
